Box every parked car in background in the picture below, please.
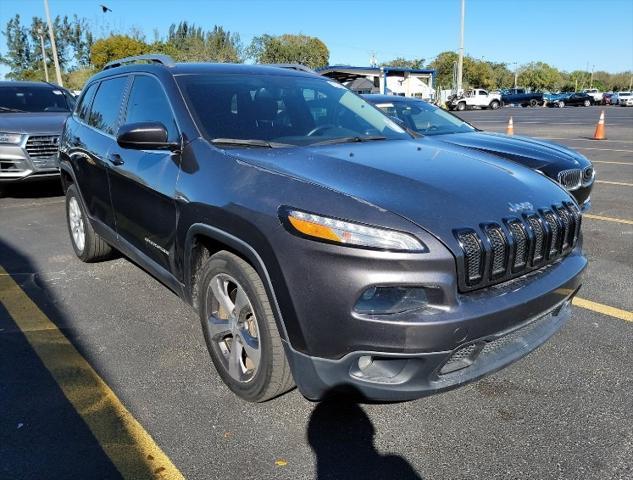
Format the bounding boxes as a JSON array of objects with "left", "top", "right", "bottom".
[
  {"left": 546, "top": 92, "right": 594, "bottom": 108},
  {"left": 617, "top": 92, "right": 633, "bottom": 106},
  {"left": 0, "top": 81, "right": 75, "bottom": 183},
  {"left": 543, "top": 91, "right": 571, "bottom": 107},
  {"left": 365, "top": 94, "right": 594, "bottom": 210},
  {"left": 582, "top": 88, "right": 603, "bottom": 103},
  {"left": 500, "top": 88, "right": 544, "bottom": 107},
  {"left": 601, "top": 92, "right": 614, "bottom": 105},
  {"left": 60, "top": 55, "right": 587, "bottom": 402},
  {"left": 447, "top": 88, "right": 501, "bottom": 111}
]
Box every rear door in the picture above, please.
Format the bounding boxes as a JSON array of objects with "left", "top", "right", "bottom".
[
  {"left": 67, "top": 76, "right": 129, "bottom": 231},
  {"left": 107, "top": 74, "right": 181, "bottom": 271}
]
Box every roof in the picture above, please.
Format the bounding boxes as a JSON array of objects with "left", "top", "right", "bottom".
[
  {"left": 362, "top": 94, "right": 423, "bottom": 103},
  {"left": 0, "top": 80, "right": 64, "bottom": 89},
  {"left": 317, "top": 65, "right": 435, "bottom": 83}
]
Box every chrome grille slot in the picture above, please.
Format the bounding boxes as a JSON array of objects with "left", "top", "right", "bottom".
[
  {"left": 26, "top": 136, "right": 59, "bottom": 159},
  {"left": 485, "top": 225, "right": 507, "bottom": 278},
  {"left": 457, "top": 231, "right": 483, "bottom": 285},
  {"left": 556, "top": 206, "right": 572, "bottom": 250},
  {"left": 543, "top": 211, "right": 561, "bottom": 257},
  {"left": 527, "top": 215, "right": 545, "bottom": 264},
  {"left": 557, "top": 168, "right": 582, "bottom": 191},
  {"left": 508, "top": 220, "right": 528, "bottom": 270}
]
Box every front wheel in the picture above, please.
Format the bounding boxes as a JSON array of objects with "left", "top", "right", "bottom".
[
  {"left": 489, "top": 100, "right": 500, "bottom": 110},
  {"left": 65, "top": 184, "right": 112, "bottom": 262},
  {"left": 557, "top": 100, "right": 565, "bottom": 108},
  {"left": 197, "top": 251, "right": 294, "bottom": 402},
  {"left": 456, "top": 102, "right": 466, "bottom": 111},
  {"left": 583, "top": 99, "right": 591, "bottom": 107},
  {"left": 529, "top": 99, "right": 538, "bottom": 107}
]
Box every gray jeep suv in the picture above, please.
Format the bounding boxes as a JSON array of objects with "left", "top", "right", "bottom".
[{"left": 0, "top": 81, "right": 75, "bottom": 183}]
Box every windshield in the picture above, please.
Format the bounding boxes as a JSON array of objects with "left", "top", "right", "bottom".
[
  {"left": 0, "top": 85, "right": 73, "bottom": 113},
  {"left": 374, "top": 100, "right": 475, "bottom": 136},
  {"left": 176, "top": 74, "right": 410, "bottom": 146}
]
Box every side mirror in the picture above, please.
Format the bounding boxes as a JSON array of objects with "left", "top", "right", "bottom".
[{"left": 117, "top": 122, "right": 178, "bottom": 150}]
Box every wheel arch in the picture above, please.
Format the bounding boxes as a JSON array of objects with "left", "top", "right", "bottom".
[{"left": 184, "top": 223, "right": 290, "bottom": 343}]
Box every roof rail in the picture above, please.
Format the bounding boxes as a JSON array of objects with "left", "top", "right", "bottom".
[
  {"left": 267, "top": 63, "right": 317, "bottom": 74},
  {"left": 103, "top": 54, "right": 175, "bottom": 71}
]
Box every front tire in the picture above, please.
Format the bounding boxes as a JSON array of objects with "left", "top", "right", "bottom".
[
  {"left": 197, "top": 251, "right": 294, "bottom": 402},
  {"left": 65, "top": 184, "right": 112, "bottom": 262},
  {"left": 457, "top": 102, "right": 466, "bottom": 111},
  {"left": 583, "top": 99, "right": 591, "bottom": 107},
  {"left": 558, "top": 100, "right": 565, "bottom": 108},
  {"left": 490, "top": 100, "right": 500, "bottom": 110}
]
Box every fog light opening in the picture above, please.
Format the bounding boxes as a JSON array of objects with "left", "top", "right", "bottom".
[{"left": 358, "top": 355, "right": 373, "bottom": 372}]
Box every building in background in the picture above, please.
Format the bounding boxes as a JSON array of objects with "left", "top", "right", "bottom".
[{"left": 317, "top": 66, "right": 436, "bottom": 101}]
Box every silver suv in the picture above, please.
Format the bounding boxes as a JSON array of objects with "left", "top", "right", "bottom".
[{"left": 0, "top": 81, "right": 75, "bottom": 183}]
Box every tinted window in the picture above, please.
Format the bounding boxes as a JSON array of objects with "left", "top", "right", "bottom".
[
  {"left": 124, "top": 75, "right": 179, "bottom": 142},
  {"left": 88, "top": 77, "right": 128, "bottom": 135},
  {"left": 0, "top": 85, "right": 72, "bottom": 112},
  {"left": 76, "top": 83, "right": 98, "bottom": 121},
  {"left": 177, "top": 74, "right": 409, "bottom": 146},
  {"left": 374, "top": 100, "right": 475, "bottom": 136}
]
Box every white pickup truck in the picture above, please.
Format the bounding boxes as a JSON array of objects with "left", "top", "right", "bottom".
[
  {"left": 448, "top": 89, "right": 502, "bottom": 111},
  {"left": 582, "top": 88, "right": 603, "bottom": 104}
]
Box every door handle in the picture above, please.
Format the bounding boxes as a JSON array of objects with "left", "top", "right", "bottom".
[{"left": 107, "top": 153, "right": 124, "bottom": 166}]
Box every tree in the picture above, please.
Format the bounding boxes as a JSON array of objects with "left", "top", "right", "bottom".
[
  {"left": 381, "top": 57, "right": 426, "bottom": 69},
  {"left": 154, "top": 22, "right": 242, "bottom": 63},
  {"left": 517, "top": 62, "right": 563, "bottom": 90},
  {"left": 0, "top": 14, "right": 32, "bottom": 79},
  {"left": 247, "top": 34, "right": 329, "bottom": 69},
  {"left": 90, "top": 35, "right": 150, "bottom": 69}
]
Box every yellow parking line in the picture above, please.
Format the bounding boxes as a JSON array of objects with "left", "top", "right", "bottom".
[
  {"left": 596, "top": 180, "right": 633, "bottom": 187},
  {"left": 592, "top": 160, "right": 633, "bottom": 165},
  {"left": 0, "top": 266, "right": 184, "bottom": 480},
  {"left": 573, "top": 297, "right": 633, "bottom": 322},
  {"left": 583, "top": 214, "right": 633, "bottom": 225}
]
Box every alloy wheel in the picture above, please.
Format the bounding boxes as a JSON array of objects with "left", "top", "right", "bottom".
[{"left": 68, "top": 197, "right": 85, "bottom": 252}]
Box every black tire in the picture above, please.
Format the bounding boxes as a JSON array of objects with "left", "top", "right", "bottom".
[
  {"left": 583, "top": 99, "right": 591, "bottom": 107},
  {"left": 456, "top": 102, "right": 466, "bottom": 111},
  {"left": 529, "top": 99, "right": 538, "bottom": 107},
  {"left": 490, "top": 100, "right": 500, "bottom": 110},
  {"left": 557, "top": 100, "right": 565, "bottom": 108},
  {"left": 197, "top": 251, "right": 294, "bottom": 402},
  {"left": 65, "top": 184, "right": 112, "bottom": 262}
]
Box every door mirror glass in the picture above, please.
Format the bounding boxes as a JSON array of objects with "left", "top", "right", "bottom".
[{"left": 117, "top": 122, "right": 178, "bottom": 150}]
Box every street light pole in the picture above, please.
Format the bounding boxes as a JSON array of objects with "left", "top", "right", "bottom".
[
  {"left": 37, "top": 29, "right": 49, "bottom": 83},
  {"left": 43, "top": 0, "right": 63, "bottom": 86},
  {"left": 456, "top": 0, "right": 465, "bottom": 93}
]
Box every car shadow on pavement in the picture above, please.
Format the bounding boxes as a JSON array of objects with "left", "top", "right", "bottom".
[
  {"left": 0, "top": 179, "right": 63, "bottom": 198},
  {"left": 307, "top": 392, "right": 424, "bottom": 480},
  {"left": 0, "top": 238, "right": 154, "bottom": 479}
]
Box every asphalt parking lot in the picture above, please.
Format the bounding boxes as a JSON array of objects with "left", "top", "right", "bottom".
[{"left": 1, "top": 105, "right": 631, "bottom": 480}]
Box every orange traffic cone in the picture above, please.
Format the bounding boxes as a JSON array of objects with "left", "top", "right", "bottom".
[
  {"left": 593, "top": 110, "right": 606, "bottom": 140},
  {"left": 506, "top": 116, "right": 514, "bottom": 135}
]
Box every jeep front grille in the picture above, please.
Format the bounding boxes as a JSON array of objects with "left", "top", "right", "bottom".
[
  {"left": 557, "top": 168, "right": 582, "bottom": 191},
  {"left": 454, "top": 203, "right": 581, "bottom": 291}
]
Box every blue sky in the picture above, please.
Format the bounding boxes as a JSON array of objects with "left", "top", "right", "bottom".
[{"left": 1, "top": 0, "right": 632, "bottom": 79}]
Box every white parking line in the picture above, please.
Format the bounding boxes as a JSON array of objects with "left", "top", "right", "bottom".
[
  {"left": 592, "top": 161, "right": 633, "bottom": 165},
  {"left": 596, "top": 180, "right": 633, "bottom": 187},
  {"left": 574, "top": 147, "right": 633, "bottom": 153},
  {"left": 540, "top": 138, "right": 633, "bottom": 144}
]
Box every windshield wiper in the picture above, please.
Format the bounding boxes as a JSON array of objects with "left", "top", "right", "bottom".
[
  {"left": 211, "top": 138, "right": 291, "bottom": 148},
  {"left": 310, "top": 135, "right": 387, "bottom": 146},
  {"left": 0, "top": 106, "right": 27, "bottom": 113}
]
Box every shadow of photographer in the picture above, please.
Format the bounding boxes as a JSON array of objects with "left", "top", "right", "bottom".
[{"left": 307, "top": 391, "right": 424, "bottom": 480}]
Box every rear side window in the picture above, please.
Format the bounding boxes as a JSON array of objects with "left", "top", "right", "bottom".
[
  {"left": 88, "top": 76, "right": 128, "bottom": 135},
  {"left": 124, "top": 75, "right": 179, "bottom": 142},
  {"left": 76, "top": 83, "right": 97, "bottom": 121}
]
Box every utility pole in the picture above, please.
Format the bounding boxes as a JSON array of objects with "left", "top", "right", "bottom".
[
  {"left": 590, "top": 64, "right": 594, "bottom": 88},
  {"left": 456, "top": 0, "right": 465, "bottom": 93},
  {"left": 43, "top": 0, "right": 63, "bottom": 86},
  {"left": 37, "top": 28, "right": 49, "bottom": 83}
]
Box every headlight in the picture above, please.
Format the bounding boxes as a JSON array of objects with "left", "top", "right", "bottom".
[
  {"left": 0, "top": 132, "right": 23, "bottom": 145},
  {"left": 285, "top": 209, "right": 427, "bottom": 252}
]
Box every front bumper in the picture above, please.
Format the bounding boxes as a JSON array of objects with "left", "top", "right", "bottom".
[{"left": 0, "top": 135, "right": 60, "bottom": 182}]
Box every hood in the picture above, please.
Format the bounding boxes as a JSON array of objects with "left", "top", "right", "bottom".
[
  {"left": 225, "top": 139, "right": 573, "bottom": 244},
  {"left": 0, "top": 112, "right": 70, "bottom": 135},
  {"left": 434, "top": 131, "right": 591, "bottom": 176}
]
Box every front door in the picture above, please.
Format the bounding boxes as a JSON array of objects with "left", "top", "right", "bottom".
[{"left": 107, "top": 74, "right": 181, "bottom": 271}]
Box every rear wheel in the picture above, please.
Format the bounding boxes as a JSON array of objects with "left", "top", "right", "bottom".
[
  {"left": 65, "top": 184, "right": 112, "bottom": 262},
  {"left": 529, "top": 99, "right": 538, "bottom": 107},
  {"left": 456, "top": 102, "right": 466, "bottom": 111},
  {"left": 583, "top": 99, "right": 591, "bottom": 107},
  {"left": 557, "top": 100, "right": 565, "bottom": 108},
  {"left": 197, "top": 251, "right": 294, "bottom": 402}
]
